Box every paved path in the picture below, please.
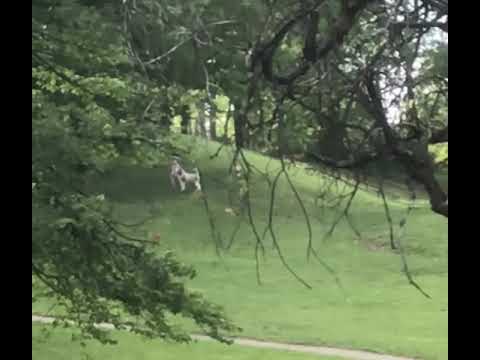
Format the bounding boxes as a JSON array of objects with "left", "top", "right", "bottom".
[{"left": 32, "top": 315, "right": 416, "bottom": 360}]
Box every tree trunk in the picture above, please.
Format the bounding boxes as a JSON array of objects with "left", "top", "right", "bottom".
[
  {"left": 197, "top": 101, "right": 207, "bottom": 138},
  {"left": 314, "top": 119, "right": 350, "bottom": 161},
  {"left": 210, "top": 102, "right": 217, "bottom": 140},
  {"left": 159, "top": 101, "right": 172, "bottom": 131},
  {"left": 180, "top": 105, "right": 191, "bottom": 135},
  {"left": 233, "top": 105, "right": 247, "bottom": 149}
]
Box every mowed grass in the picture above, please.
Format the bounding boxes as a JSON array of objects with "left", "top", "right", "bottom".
[
  {"left": 32, "top": 324, "right": 339, "bottom": 360},
  {"left": 32, "top": 137, "right": 448, "bottom": 360}
]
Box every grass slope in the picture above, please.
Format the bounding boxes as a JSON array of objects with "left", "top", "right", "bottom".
[{"left": 33, "top": 136, "right": 448, "bottom": 360}]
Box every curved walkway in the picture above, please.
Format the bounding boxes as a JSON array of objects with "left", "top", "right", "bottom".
[{"left": 32, "top": 315, "right": 416, "bottom": 360}]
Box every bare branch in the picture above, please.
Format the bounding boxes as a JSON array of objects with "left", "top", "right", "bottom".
[
  {"left": 429, "top": 125, "right": 448, "bottom": 144},
  {"left": 390, "top": 20, "right": 448, "bottom": 33},
  {"left": 307, "top": 150, "right": 380, "bottom": 169},
  {"left": 357, "top": 69, "right": 448, "bottom": 218},
  {"left": 252, "top": 0, "right": 374, "bottom": 86}
]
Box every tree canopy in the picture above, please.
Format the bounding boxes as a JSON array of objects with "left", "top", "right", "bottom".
[{"left": 32, "top": 0, "right": 448, "bottom": 344}]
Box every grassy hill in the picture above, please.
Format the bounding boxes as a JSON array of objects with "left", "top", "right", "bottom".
[{"left": 32, "top": 137, "right": 448, "bottom": 360}]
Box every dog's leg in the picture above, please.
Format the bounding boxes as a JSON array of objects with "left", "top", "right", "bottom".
[
  {"left": 193, "top": 168, "right": 202, "bottom": 191},
  {"left": 194, "top": 180, "right": 202, "bottom": 191},
  {"left": 170, "top": 172, "right": 177, "bottom": 190},
  {"left": 179, "top": 178, "right": 186, "bottom": 192}
]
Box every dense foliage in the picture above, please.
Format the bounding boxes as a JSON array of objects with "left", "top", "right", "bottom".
[{"left": 32, "top": 0, "right": 238, "bottom": 344}]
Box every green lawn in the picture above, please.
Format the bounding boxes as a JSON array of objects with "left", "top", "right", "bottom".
[
  {"left": 33, "top": 138, "right": 448, "bottom": 360},
  {"left": 32, "top": 324, "right": 340, "bottom": 360}
]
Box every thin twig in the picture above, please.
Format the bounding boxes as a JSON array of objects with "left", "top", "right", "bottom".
[
  {"left": 145, "top": 38, "right": 191, "bottom": 65},
  {"left": 225, "top": 217, "right": 243, "bottom": 250},
  {"left": 198, "top": 171, "right": 224, "bottom": 256},
  {"left": 378, "top": 180, "right": 397, "bottom": 250},
  {"left": 267, "top": 169, "right": 312, "bottom": 289},
  {"left": 210, "top": 144, "right": 225, "bottom": 160},
  {"left": 322, "top": 180, "right": 360, "bottom": 241},
  {"left": 111, "top": 216, "right": 155, "bottom": 228},
  {"left": 102, "top": 220, "right": 158, "bottom": 245},
  {"left": 280, "top": 157, "right": 314, "bottom": 261},
  {"left": 239, "top": 151, "right": 266, "bottom": 285},
  {"left": 395, "top": 180, "right": 431, "bottom": 299}
]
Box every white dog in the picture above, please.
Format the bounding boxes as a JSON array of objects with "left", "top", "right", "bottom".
[{"left": 169, "top": 159, "right": 202, "bottom": 192}]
